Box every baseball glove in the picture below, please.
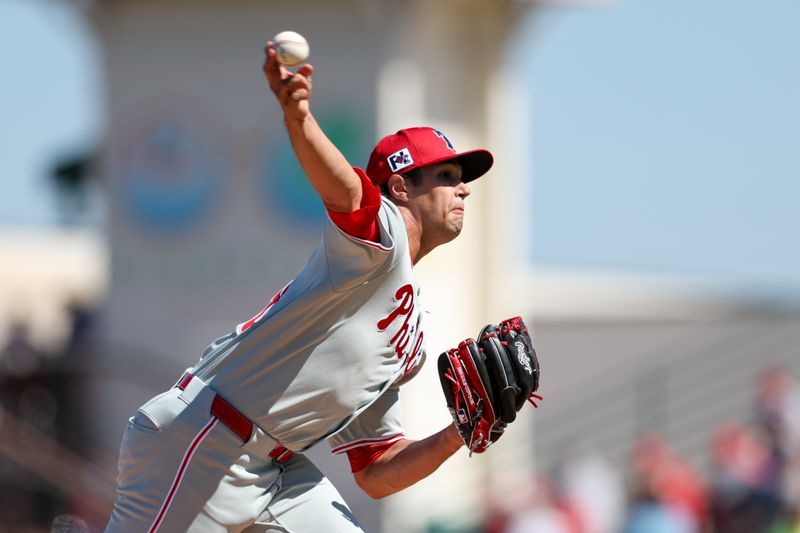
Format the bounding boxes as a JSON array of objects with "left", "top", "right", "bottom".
[{"left": 438, "top": 316, "right": 542, "bottom": 454}]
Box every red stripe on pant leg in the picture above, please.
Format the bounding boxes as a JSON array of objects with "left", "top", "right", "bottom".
[{"left": 148, "top": 417, "right": 218, "bottom": 533}]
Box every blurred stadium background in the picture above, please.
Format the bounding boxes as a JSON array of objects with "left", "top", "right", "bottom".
[{"left": 1, "top": 0, "right": 799, "bottom": 532}]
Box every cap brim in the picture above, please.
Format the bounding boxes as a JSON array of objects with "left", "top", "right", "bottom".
[{"left": 454, "top": 149, "right": 494, "bottom": 183}]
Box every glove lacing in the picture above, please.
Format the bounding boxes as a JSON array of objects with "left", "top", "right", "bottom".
[{"left": 442, "top": 368, "right": 462, "bottom": 413}]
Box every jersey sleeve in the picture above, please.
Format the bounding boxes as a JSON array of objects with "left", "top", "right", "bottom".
[
  {"left": 328, "top": 386, "right": 405, "bottom": 472},
  {"left": 323, "top": 179, "right": 407, "bottom": 293},
  {"left": 326, "top": 167, "right": 381, "bottom": 242}
]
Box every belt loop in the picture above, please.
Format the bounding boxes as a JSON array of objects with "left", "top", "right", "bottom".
[
  {"left": 176, "top": 373, "right": 193, "bottom": 391},
  {"left": 269, "top": 445, "right": 294, "bottom": 463},
  {"left": 210, "top": 395, "right": 253, "bottom": 443}
]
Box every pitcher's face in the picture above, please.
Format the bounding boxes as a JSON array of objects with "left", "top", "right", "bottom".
[{"left": 407, "top": 161, "right": 471, "bottom": 243}]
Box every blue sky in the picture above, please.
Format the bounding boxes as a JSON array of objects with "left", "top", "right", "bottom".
[
  {"left": 0, "top": 0, "right": 102, "bottom": 225},
  {"left": 516, "top": 0, "right": 800, "bottom": 293},
  {"left": 2, "top": 0, "right": 798, "bottom": 295}
]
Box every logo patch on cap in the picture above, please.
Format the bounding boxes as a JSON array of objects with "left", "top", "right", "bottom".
[{"left": 387, "top": 148, "right": 414, "bottom": 172}]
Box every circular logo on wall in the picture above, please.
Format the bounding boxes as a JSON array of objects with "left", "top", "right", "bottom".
[{"left": 118, "top": 117, "right": 222, "bottom": 234}]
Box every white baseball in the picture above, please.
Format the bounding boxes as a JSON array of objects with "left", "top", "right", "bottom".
[{"left": 273, "top": 31, "right": 309, "bottom": 67}]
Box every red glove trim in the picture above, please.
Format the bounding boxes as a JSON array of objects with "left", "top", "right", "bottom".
[{"left": 326, "top": 167, "right": 381, "bottom": 242}]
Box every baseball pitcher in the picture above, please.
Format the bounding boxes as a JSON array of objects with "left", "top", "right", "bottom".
[{"left": 105, "top": 40, "right": 541, "bottom": 532}]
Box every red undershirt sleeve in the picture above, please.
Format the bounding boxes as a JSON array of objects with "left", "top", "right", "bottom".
[
  {"left": 328, "top": 379, "right": 405, "bottom": 473},
  {"left": 345, "top": 438, "right": 401, "bottom": 473},
  {"left": 326, "top": 167, "right": 381, "bottom": 243}
]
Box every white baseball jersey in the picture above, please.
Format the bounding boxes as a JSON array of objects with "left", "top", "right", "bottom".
[{"left": 191, "top": 192, "right": 426, "bottom": 453}]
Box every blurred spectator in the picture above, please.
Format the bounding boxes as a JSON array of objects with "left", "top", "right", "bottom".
[
  {"left": 504, "top": 477, "right": 579, "bottom": 533},
  {"left": 552, "top": 446, "right": 626, "bottom": 533},
  {"left": 624, "top": 488, "right": 696, "bottom": 533},
  {"left": 708, "top": 422, "right": 782, "bottom": 532},
  {"left": 756, "top": 365, "right": 800, "bottom": 475},
  {"left": 629, "top": 432, "right": 707, "bottom": 530},
  {"left": 776, "top": 451, "right": 800, "bottom": 532}
]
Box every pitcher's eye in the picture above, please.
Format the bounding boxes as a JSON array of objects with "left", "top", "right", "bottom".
[{"left": 438, "top": 170, "right": 458, "bottom": 183}]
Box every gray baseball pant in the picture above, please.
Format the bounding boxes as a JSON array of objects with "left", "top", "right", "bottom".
[{"left": 105, "top": 374, "right": 364, "bottom": 532}]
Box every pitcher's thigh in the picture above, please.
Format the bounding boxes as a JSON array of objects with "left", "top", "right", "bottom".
[
  {"left": 108, "top": 408, "right": 277, "bottom": 532},
  {"left": 107, "top": 412, "right": 192, "bottom": 532},
  {"left": 248, "top": 455, "right": 365, "bottom": 533}
]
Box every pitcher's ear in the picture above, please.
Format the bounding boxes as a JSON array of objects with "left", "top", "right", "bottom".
[{"left": 386, "top": 173, "right": 408, "bottom": 202}]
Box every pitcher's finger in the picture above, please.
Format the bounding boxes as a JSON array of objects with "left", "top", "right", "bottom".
[
  {"left": 263, "top": 46, "right": 287, "bottom": 92},
  {"left": 297, "top": 64, "right": 314, "bottom": 79}
]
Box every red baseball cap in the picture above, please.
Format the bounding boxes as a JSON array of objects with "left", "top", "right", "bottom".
[{"left": 365, "top": 127, "right": 493, "bottom": 186}]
